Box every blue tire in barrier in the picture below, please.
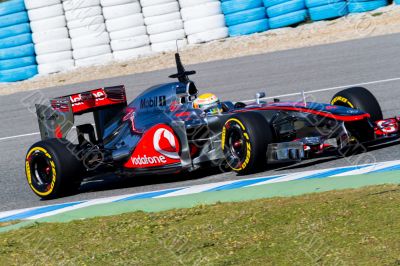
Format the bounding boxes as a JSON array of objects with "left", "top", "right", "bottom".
[
  {"left": 0, "top": 33, "right": 32, "bottom": 49},
  {"left": 396, "top": 0, "right": 400, "bottom": 4},
  {"left": 267, "top": 0, "right": 305, "bottom": 18},
  {"left": 305, "top": 0, "right": 343, "bottom": 8},
  {"left": 0, "top": 23, "right": 31, "bottom": 39},
  {"left": 0, "top": 11, "right": 29, "bottom": 29},
  {"left": 229, "top": 19, "right": 269, "bottom": 36},
  {"left": 263, "top": 0, "right": 290, "bottom": 8},
  {"left": 347, "top": 0, "right": 377, "bottom": 2},
  {"left": 309, "top": 2, "right": 348, "bottom": 21},
  {"left": 0, "top": 0, "right": 25, "bottom": 17},
  {"left": 0, "top": 56, "right": 36, "bottom": 71},
  {"left": 222, "top": 0, "right": 263, "bottom": 15},
  {"left": 225, "top": 7, "right": 266, "bottom": 26},
  {"left": 0, "top": 43, "right": 35, "bottom": 60},
  {"left": 0, "top": 65, "right": 38, "bottom": 83},
  {"left": 348, "top": 0, "right": 387, "bottom": 13},
  {"left": 269, "top": 9, "right": 308, "bottom": 29}
]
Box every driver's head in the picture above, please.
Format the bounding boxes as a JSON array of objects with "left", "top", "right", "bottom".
[{"left": 193, "top": 93, "right": 223, "bottom": 114}]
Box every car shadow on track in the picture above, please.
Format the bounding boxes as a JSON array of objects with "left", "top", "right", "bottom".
[
  {"left": 77, "top": 166, "right": 226, "bottom": 195},
  {"left": 74, "top": 155, "right": 344, "bottom": 197}
]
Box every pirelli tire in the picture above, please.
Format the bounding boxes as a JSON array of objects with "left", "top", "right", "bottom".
[
  {"left": 25, "top": 139, "right": 84, "bottom": 199},
  {"left": 331, "top": 87, "right": 383, "bottom": 121},
  {"left": 222, "top": 112, "right": 272, "bottom": 175}
]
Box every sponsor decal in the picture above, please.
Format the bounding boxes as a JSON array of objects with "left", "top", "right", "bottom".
[
  {"left": 70, "top": 90, "right": 105, "bottom": 107},
  {"left": 130, "top": 155, "right": 167, "bottom": 166},
  {"left": 153, "top": 128, "right": 180, "bottom": 159},
  {"left": 124, "top": 124, "right": 180, "bottom": 169},
  {"left": 140, "top": 96, "right": 167, "bottom": 109},
  {"left": 376, "top": 119, "right": 398, "bottom": 134}
]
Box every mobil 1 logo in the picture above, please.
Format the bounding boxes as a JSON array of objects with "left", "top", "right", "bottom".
[{"left": 140, "top": 95, "right": 167, "bottom": 109}]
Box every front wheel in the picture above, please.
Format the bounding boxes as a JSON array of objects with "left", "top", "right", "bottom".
[
  {"left": 25, "top": 139, "right": 83, "bottom": 199},
  {"left": 222, "top": 112, "right": 273, "bottom": 175},
  {"left": 331, "top": 87, "right": 383, "bottom": 121}
]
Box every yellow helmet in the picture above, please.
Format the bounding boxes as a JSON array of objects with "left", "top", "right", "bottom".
[{"left": 193, "top": 93, "right": 222, "bottom": 114}]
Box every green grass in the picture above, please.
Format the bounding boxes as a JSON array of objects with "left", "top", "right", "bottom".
[{"left": 1, "top": 184, "right": 399, "bottom": 265}]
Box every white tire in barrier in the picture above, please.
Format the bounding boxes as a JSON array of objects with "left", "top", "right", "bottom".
[
  {"left": 111, "top": 35, "right": 150, "bottom": 51},
  {"left": 75, "top": 53, "right": 113, "bottom": 67},
  {"left": 32, "top": 27, "right": 69, "bottom": 44},
  {"left": 38, "top": 59, "right": 75, "bottom": 75},
  {"left": 113, "top": 46, "right": 152, "bottom": 60},
  {"left": 36, "top": 51, "right": 72, "bottom": 64},
  {"left": 184, "top": 14, "right": 225, "bottom": 35},
  {"left": 27, "top": 4, "right": 64, "bottom": 21},
  {"left": 102, "top": 3, "right": 141, "bottom": 20},
  {"left": 24, "top": 0, "right": 60, "bottom": 10},
  {"left": 67, "top": 15, "right": 104, "bottom": 29},
  {"left": 30, "top": 16, "right": 67, "bottom": 32},
  {"left": 65, "top": 6, "right": 102, "bottom": 21},
  {"left": 187, "top": 27, "right": 228, "bottom": 44},
  {"left": 147, "top": 20, "right": 183, "bottom": 35},
  {"left": 151, "top": 39, "right": 187, "bottom": 52},
  {"left": 144, "top": 12, "right": 181, "bottom": 25},
  {"left": 69, "top": 23, "right": 107, "bottom": 38},
  {"left": 71, "top": 32, "right": 110, "bottom": 49},
  {"left": 140, "top": 0, "right": 175, "bottom": 7},
  {"left": 142, "top": 2, "right": 179, "bottom": 17},
  {"left": 73, "top": 44, "right": 111, "bottom": 59},
  {"left": 100, "top": 0, "right": 133, "bottom": 7},
  {"left": 106, "top": 14, "right": 144, "bottom": 32},
  {"left": 149, "top": 29, "right": 185, "bottom": 43},
  {"left": 63, "top": 0, "right": 100, "bottom": 11},
  {"left": 34, "top": 38, "right": 72, "bottom": 55},
  {"left": 178, "top": 0, "right": 213, "bottom": 8},
  {"left": 181, "top": 2, "right": 222, "bottom": 21},
  {"left": 109, "top": 26, "right": 147, "bottom": 40}
]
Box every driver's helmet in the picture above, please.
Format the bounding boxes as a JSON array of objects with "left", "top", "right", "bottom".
[{"left": 193, "top": 93, "right": 223, "bottom": 115}]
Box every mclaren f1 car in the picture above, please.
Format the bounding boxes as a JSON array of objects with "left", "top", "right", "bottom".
[{"left": 25, "top": 53, "right": 400, "bottom": 199}]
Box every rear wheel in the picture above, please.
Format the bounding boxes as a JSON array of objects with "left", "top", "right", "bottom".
[
  {"left": 331, "top": 87, "right": 383, "bottom": 121},
  {"left": 25, "top": 139, "right": 83, "bottom": 199},
  {"left": 222, "top": 112, "right": 272, "bottom": 175}
]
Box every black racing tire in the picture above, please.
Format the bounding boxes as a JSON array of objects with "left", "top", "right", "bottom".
[
  {"left": 222, "top": 112, "right": 272, "bottom": 175},
  {"left": 331, "top": 87, "right": 383, "bottom": 121},
  {"left": 25, "top": 139, "right": 83, "bottom": 199}
]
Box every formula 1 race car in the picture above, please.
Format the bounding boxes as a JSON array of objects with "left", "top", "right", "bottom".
[{"left": 25, "top": 53, "right": 400, "bottom": 199}]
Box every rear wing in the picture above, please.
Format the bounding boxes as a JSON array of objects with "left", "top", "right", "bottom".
[{"left": 36, "top": 85, "right": 127, "bottom": 141}]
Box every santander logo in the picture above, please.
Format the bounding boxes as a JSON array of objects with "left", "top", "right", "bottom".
[{"left": 153, "top": 128, "right": 180, "bottom": 160}]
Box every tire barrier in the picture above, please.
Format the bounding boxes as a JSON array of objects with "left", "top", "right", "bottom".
[
  {"left": 222, "top": 0, "right": 268, "bottom": 37},
  {"left": 0, "top": 0, "right": 37, "bottom": 82},
  {"left": 396, "top": 0, "right": 400, "bottom": 4},
  {"left": 2, "top": 0, "right": 394, "bottom": 82},
  {"left": 142, "top": 0, "right": 186, "bottom": 52},
  {"left": 306, "top": 0, "right": 348, "bottom": 21},
  {"left": 347, "top": 0, "right": 388, "bottom": 13},
  {"left": 265, "top": 0, "right": 308, "bottom": 29},
  {"left": 25, "top": 0, "right": 73, "bottom": 75},
  {"left": 103, "top": 0, "right": 151, "bottom": 61},
  {"left": 64, "top": 0, "right": 111, "bottom": 67},
  {"left": 180, "top": 0, "right": 228, "bottom": 44}
]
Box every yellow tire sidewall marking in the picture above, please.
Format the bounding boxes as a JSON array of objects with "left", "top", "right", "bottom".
[
  {"left": 25, "top": 147, "right": 57, "bottom": 197},
  {"left": 331, "top": 96, "right": 354, "bottom": 108},
  {"left": 223, "top": 118, "right": 252, "bottom": 171}
]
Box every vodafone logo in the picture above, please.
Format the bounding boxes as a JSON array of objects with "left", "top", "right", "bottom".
[
  {"left": 153, "top": 128, "right": 180, "bottom": 160},
  {"left": 131, "top": 155, "right": 167, "bottom": 166}
]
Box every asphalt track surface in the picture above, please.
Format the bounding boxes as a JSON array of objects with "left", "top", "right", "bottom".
[{"left": 1, "top": 33, "right": 400, "bottom": 211}]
